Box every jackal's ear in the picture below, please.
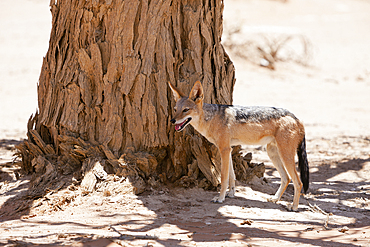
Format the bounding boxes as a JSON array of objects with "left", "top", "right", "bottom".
[
  {"left": 189, "top": 81, "right": 204, "bottom": 103},
  {"left": 168, "top": 81, "right": 185, "bottom": 102}
]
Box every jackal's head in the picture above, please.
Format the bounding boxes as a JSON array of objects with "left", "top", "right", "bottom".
[{"left": 168, "top": 81, "right": 204, "bottom": 132}]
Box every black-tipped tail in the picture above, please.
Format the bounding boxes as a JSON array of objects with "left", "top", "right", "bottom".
[{"left": 297, "top": 136, "right": 309, "bottom": 193}]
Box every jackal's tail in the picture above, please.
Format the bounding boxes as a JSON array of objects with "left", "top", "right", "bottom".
[{"left": 297, "top": 136, "right": 309, "bottom": 193}]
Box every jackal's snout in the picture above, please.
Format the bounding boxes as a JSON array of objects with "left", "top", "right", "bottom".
[{"left": 170, "top": 118, "right": 176, "bottom": 124}]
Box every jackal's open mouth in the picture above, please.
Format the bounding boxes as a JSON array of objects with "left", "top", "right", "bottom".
[{"left": 175, "top": 117, "right": 192, "bottom": 132}]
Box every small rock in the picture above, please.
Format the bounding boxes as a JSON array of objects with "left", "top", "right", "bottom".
[
  {"left": 338, "top": 226, "right": 349, "bottom": 233},
  {"left": 241, "top": 219, "right": 253, "bottom": 225}
]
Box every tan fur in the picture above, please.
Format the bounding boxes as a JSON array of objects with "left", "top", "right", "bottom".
[{"left": 169, "top": 81, "right": 306, "bottom": 211}]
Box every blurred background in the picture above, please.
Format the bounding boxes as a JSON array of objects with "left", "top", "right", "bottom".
[
  {"left": 0, "top": 0, "right": 51, "bottom": 139},
  {"left": 0, "top": 0, "right": 369, "bottom": 140}
]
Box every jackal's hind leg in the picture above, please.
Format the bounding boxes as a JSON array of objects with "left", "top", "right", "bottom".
[
  {"left": 282, "top": 155, "right": 303, "bottom": 211},
  {"left": 266, "top": 142, "right": 290, "bottom": 204},
  {"left": 274, "top": 140, "right": 303, "bottom": 211}
]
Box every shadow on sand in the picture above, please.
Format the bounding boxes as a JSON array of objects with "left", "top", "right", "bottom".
[{"left": 0, "top": 138, "right": 369, "bottom": 246}]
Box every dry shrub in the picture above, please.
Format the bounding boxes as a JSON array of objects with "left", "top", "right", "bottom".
[{"left": 223, "top": 23, "right": 313, "bottom": 70}]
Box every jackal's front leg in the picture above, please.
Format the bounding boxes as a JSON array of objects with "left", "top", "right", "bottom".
[
  {"left": 212, "top": 147, "right": 232, "bottom": 203},
  {"left": 226, "top": 153, "right": 236, "bottom": 198}
]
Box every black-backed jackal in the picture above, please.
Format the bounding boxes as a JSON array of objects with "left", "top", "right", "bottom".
[{"left": 169, "top": 81, "right": 309, "bottom": 211}]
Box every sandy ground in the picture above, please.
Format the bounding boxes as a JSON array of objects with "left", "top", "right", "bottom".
[{"left": 1, "top": 0, "right": 370, "bottom": 246}]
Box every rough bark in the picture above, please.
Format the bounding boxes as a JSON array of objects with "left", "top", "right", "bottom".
[{"left": 17, "top": 0, "right": 264, "bottom": 193}]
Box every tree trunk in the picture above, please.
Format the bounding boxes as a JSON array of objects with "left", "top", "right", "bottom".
[{"left": 17, "top": 0, "right": 255, "bottom": 193}]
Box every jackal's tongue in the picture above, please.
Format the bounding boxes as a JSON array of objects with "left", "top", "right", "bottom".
[{"left": 175, "top": 120, "right": 185, "bottom": 131}]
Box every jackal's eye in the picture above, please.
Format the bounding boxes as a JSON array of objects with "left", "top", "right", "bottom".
[{"left": 183, "top": 108, "right": 189, "bottom": 113}]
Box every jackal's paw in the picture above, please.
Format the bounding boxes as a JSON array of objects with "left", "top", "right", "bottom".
[
  {"left": 286, "top": 203, "right": 298, "bottom": 212},
  {"left": 226, "top": 190, "right": 235, "bottom": 198},
  {"left": 267, "top": 196, "right": 279, "bottom": 203},
  {"left": 211, "top": 196, "right": 225, "bottom": 203}
]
